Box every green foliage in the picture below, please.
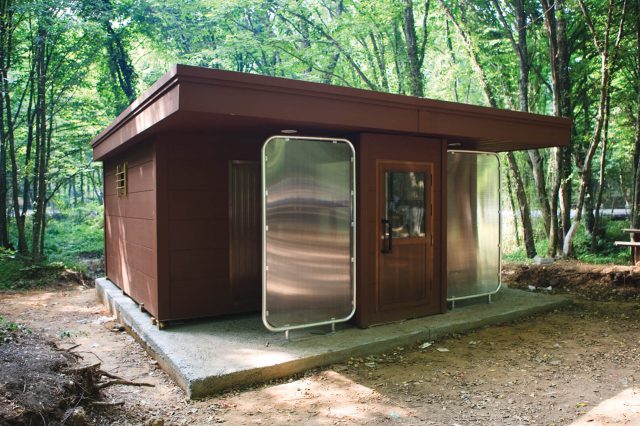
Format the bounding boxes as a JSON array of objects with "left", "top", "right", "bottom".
[
  {"left": 1, "top": 0, "right": 639, "bottom": 268},
  {"left": 44, "top": 203, "right": 104, "bottom": 270},
  {"left": 0, "top": 202, "right": 102, "bottom": 287},
  {"left": 572, "top": 220, "right": 630, "bottom": 265},
  {"left": 503, "top": 218, "right": 630, "bottom": 265},
  {"left": 0, "top": 248, "right": 66, "bottom": 290},
  {"left": 503, "top": 239, "right": 549, "bottom": 263},
  {"left": 0, "top": 249, "right": 25, "bottom": 288}
]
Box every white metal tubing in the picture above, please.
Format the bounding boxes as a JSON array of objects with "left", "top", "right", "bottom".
[
  {"left": 261, "top": 135, "right": 357, "bottom": 333},
  {"left": 446, "top": 150, "right": 502, "bottom": 303}
]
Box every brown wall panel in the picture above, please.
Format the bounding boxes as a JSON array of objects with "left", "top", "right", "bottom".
[
  {"left": 168, "top": 219, "right": 217, "bottom": 251},
  {"left": 104, "top": 194, "right": 124, "bottom": 217},
  {"left": 104, "top": 214, "right": 121, "bottom": 244},
  {"left": 124, "top": 218, "right": 155, "bottom": 249},
  {"left": 168, "top": 157, "right": 228, "bottom": 191},
  {"left": 105, "top": 191, "right": 155, "bottom": 219},
  {"left": 156, "top": 131, "right": 263, "bottom": 320},
  {"left": 168, "top": 190, "right": 227, "bottom": 220},
  {"left": 125, "top": 191, "right": 156, "bottom": 219},
  {"left": 123, "top": 242, "right": 156, "bottom": 279},
  {"left": 104, "top": 172, "right": 117, "bottom": 196},
  {"left": 104, "top": 142, "right": 159, "bottom": 318},
  {"left": 106, "top": 250, "right": 122, "bottom": 290},
  {"left": 169, "top": 279, "right": 217, "bottom": 319},
  {"left": 169, "top": 249, "right": 228, "bottom": 281},
  {"left": 127, "top": 268, "right": 157, "bottom": 313},
  {"left": 127, "top": 160, "right": 155, "bottom": 193}
]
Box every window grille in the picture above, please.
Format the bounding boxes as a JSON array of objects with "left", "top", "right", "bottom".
[{"left": 115, "top": 162, "right": 127, "bottom": 196}]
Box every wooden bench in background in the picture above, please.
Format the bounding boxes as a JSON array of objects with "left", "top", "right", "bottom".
[{"left": 615, "top": 228, "right": 640, "bottom": 265}]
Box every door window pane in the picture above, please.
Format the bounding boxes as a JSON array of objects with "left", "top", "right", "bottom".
[{"left": 385, "top": 172, "right": 426, "bottom": 238}]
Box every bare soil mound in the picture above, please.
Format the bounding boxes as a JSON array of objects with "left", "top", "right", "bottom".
[
  {"left": 0, "top": 324, "right": 106, "bottom": 425},
  {"left": 503, "top": 260, "right": 640, "bottom": 300}
]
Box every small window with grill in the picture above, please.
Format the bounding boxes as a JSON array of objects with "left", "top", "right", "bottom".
[{"left": 115, "top": 162, "right": 127, "bottom": 197}]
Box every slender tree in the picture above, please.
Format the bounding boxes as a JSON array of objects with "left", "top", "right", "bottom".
[
  {"left": 539, "top": 0, "right": 574, "bottom": 257},
  {"left": 563, "top": 0, "right": 627, "bottom": 257},
  {"left": 495, "top": 0, "right": 552, "bottom": 237},
  {"left": 2, "top": 0, "right": 28, "bottom": 254},
  {"left": 440, "top": 0, "right": 537, "bottom": 257},
  {"left": 632, "top": 0, "right": 640, "bottom": 228}
]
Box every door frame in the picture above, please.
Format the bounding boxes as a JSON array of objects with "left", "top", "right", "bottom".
[
  {"left": 355, "top": 133, "right": 446, "bottom": 327},
  {"left": 375, "top": 160, "right": 434, "bottom": 313}
]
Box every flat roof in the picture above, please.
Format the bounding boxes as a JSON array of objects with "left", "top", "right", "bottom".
[{"left": 92, "top": 64, "right": 571, "bottom": 160}]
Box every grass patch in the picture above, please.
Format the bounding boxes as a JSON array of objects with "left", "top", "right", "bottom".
[{"left": 503, "top": 218, "right": 630, "bottom": 264}]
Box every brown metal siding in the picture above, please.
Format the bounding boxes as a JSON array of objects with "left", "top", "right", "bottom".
[
  {"left": 157, "top": 132, "right": 263, "bottom": 320},
  {"left": 104, "top": 143, "right": 158, "bottom": 317}
]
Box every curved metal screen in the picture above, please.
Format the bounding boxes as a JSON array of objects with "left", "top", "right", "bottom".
[
  {"left": 447, "top": 151, "right": 501, "bottom": 301},
  {"left": 262, "top": 136, "right": 356, "bottom": 332}
]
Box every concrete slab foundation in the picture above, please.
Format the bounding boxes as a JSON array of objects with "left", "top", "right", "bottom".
[{"left": 96, "top": 278, "right": 570, "bottom": 399}]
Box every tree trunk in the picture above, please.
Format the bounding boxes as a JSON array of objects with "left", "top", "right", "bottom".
[
  {"left": 515, "top": 0, "right": 528, "bottom": 112},
  {"left": 540, "top": 0, "right": 574, "bottom": 256},
  {"left": 321, "top": 0, "right": 343, "bottom": 85},
  {"left": 446, "top": 0, "right": 537, "bottom": 257},
  {"left": 402, "top": 0, "right": 424, "bottom": 97},
  {"left": 31, "top": 22, "right": 48, "bottom": 262},
  {"left": 591, "top": 90, "right": 611, "bottom": 251},
  {"left": 548, "top": 148, "right": 562, "bottom": 257},
  {"left": 0, "top": 1, "right": 7, "bottom": 248},
  {"left": 506, "top": 168, "right": 522, "bottom": 246},
  {"left": 528, "top": 150, "right": 551, "bottom": 235},
  {"left": 584, "top": 179, "right": 596, "bottom": 235},
  {"left": 632, "top": 0, "right": 640, "bottom": 228},
  {"left": 507, "top": 152, "right": 537, "bottom": 257},
  {"left": 89, "top": 169, "right": 103, "bottom": 204},
  {"left": 80, "top": 173, "right": 85, "bottom": 204},
  {"left": 513, "top": 0, "right": 548, "bottom": 251},
  {"left": 2, "top": 0, "right": 27, "bottom": 254},
  {"left": 563, "top": 0, "right": 626, "bottom": 256},
  {"left": 370, "top": 32, "right": 390, "bottom": 92},
  {"left": 392, "top": 22, "right": 405, "bottom": 94},
  {"left": 105, "top": 23, "right": 137, "bottom": 104},
  {"left": 0, "top": 105, "right": 7, "bottom": 248}
]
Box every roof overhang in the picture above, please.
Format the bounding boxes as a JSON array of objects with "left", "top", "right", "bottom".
[{"left": 92, "top": 64, "right": 571, "bottom": 160}]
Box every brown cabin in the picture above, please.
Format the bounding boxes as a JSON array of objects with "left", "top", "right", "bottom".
[{"left": 92, "top": 64, "right": 570, "bottom": 329}]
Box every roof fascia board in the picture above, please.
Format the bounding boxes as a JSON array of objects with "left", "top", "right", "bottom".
[
  {"left": 92, "top": 64, "right": 571, "bottom": 158},
  {"left": 92, "top": 65, "right": 180, "bottom": 148}
]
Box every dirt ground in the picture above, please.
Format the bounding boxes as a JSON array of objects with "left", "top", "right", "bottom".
[
  {"left": 2, "top": 269, "right": 640, "bottom": 425},
  {"left": 503, "top": 260, "right": 640, "bottom": 301}
]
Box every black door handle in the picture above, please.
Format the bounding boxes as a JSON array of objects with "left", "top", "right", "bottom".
[{"left": 381, "top": 219, "right": 392, "bottom": 254}]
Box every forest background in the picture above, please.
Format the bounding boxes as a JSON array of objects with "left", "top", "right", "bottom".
[{"left": 0, "top": 0, "right": 638, "bottom": 285}]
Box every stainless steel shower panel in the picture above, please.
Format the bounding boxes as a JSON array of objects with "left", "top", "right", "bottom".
[
  {"left": 262, "top": 136, "right": 356, "bottom": 332},
  {"left": 446, "top": 151, "right": 501, "bottom": 301}
]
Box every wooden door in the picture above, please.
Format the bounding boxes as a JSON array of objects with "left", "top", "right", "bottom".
[
  {"left": 377, "top": 161, "right": 434, "bottom": 315},
  {"left": 229, "top": 161, "right": 261, "bottom": 310}
]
